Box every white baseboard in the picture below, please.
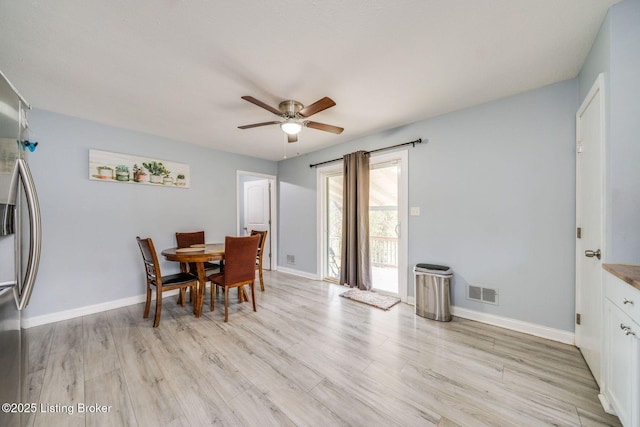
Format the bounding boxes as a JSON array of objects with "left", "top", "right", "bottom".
[
  {"left": 22, "top": 289, "right": 180, "bottom": 329},
  {"left": 450, "top": 306, "right": 575, "bottom": 345},
  {"left": 276, "top": 266, "right": 320, "bottom": 280},
  {"left": 598, "top": 393, "right": 616, "bottom": 415}
]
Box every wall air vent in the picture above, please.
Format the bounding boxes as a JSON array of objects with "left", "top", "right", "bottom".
[
  {"left": 467, "top": 285, "right": 499, "bottom": 305},
  {"left": 468, "top": 285, "right": 482, "bottom": 300}
]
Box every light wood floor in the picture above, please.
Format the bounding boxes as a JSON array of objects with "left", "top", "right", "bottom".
[{"left": 23, "top": 271, "right": 621, "bottom": 427}]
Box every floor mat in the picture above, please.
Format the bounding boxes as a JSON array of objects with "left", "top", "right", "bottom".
[{"left": 339, "top": 289, "right": 401, "bottom": 311}]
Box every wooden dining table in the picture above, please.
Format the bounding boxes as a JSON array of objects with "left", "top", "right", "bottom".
[{"left": 161, "top": 243, "right": 224, "bottom": 317}]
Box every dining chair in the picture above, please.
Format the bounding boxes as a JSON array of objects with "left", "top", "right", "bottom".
[
  {"left": 175, "top": 231, "right": 222, "bottom": 272},
  {"left": 176, "top": 231, "right": 222, "bottom": 303},
  {"left": 207, "top": 234, "right": 260, "bottom": 322},
  {"left": 136, "top": 236, "right": 198, "bottom": 327},
  {"left": 250, "top": 229, "right": 268, "bottom": 291}
]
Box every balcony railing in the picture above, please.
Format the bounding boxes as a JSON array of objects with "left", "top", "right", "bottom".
[
  {"left": 370, "top": 236, "right": 398, "bottom": 268},
  {"left": 328, "top": 235, "right": 398, "bottom": 277}
]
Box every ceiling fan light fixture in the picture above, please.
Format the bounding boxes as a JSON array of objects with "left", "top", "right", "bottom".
[
  {"left": 280, "top": 119, "right": 302, "bottom": 135},
  {"left": 239, "top": 96, "right": 342, "bottom": 137}
]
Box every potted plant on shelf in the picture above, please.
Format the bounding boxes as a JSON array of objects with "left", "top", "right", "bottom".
[
  {"left": 142, "top": 161, "right": 168, "bottom": 184},
  {"left": 132, "top": 164, "right": 148, "bottom": 183},
  {"left": 115, "top": 165, "right": 130, "bottom": 181},
  {"left": 175, "top": 174, "right": 186, "bottom": 186},
  {"left": 162, "top": 170, "right": 173, "bottom": 186},
  {"left": 97, "top": 166, "right": 113, "bottom": 179}
]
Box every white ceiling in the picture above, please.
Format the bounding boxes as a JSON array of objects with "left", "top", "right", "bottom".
[{"left": 0, "top": 0, "right": 619, "bottom": 161}]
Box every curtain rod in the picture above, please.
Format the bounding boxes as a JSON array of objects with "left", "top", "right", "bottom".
[{"left": 309, "top": 138, "right": 425, "bottom": 168}]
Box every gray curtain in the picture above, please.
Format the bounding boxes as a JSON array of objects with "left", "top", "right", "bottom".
[{"left": 340, "top": 150, "right": 372, "bottom": 290}]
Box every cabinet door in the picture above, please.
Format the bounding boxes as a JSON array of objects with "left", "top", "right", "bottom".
[{"left": 605, "top": 299, "right": 638, "bottom": 427}]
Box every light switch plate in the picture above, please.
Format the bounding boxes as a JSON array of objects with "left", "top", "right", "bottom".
[{"left": 410, "top": 207, "right": 420, "bottom": 216}]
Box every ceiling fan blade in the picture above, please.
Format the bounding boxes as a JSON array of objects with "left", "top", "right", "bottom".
[
  {"left": 238, "top": 121, "right": 281, "bottom": 129},
  {"left": 299, "top": 97, "right": 336, "bottom": 118},
  {"left": 287, "top": 134, "right": 298, "bottom": 143},
  {"left": 241, "top": 96, "right": 282, "bottom": 116},
  {"left": 305, "top": 121, "right": 344, "bottom": 134}
]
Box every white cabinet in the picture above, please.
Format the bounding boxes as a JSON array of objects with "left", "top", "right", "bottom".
[{"left": 602, "top": 271, "right": 640, "bottom": 427}]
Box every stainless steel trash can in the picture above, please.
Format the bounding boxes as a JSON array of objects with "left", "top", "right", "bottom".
[{"left": 414, "top": 263, "right": 452, "bottom": 322}]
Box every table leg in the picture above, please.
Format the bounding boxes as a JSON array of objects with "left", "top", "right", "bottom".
[
  {"left": 177, "top": 262, "right": 187, "bottom": 305},
  {"left": 195, "top": 262, "right": 206, "bottom": 317}
]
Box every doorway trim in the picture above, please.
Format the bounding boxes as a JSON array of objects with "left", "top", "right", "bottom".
[{"left": 237, "top": 170, "right": 278, "bottom": 270}]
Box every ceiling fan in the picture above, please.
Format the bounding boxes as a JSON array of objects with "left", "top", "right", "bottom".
[{"left": 238, "top": 96, "right": 344, "bottom": 143}]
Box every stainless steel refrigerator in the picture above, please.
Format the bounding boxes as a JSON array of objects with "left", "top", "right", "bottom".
[{"left": 0, "top": 70, "right": 42, "bottom": 427}]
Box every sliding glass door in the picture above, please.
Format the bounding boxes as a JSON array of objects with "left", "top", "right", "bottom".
[
  {"left": 318, "top": 150, "right": 407, "bottom": 299},
  {"left": 369, "top": 160, "right": 400, "bottom": 294},
  {"left": 325, "top": 172, "right": 343, "bottom": 282}
]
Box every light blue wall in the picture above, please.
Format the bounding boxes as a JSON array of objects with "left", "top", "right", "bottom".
[
  {"left": 578, "top": 0, "right": 640, "bottom": 264},
  {"left": 278, "top": 79, "right": 578, "bottom": 331},
  {"left": 578, "top": 11, "right": 610, "bottom": 101},
  {"left": 24, "top": 110, "right": 276, "bottom": 318},
  {"left": 407, "top": 81, "right": 577, "bottom": 332},
  {"left": 278, "top": 160, "right": 323, "bottom": 273}
]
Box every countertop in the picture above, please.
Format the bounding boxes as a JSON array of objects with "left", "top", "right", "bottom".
[{"left": 603, "top": 264, "right": 640, "bottom": 291}]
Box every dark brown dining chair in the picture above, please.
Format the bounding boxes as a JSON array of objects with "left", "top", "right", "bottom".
[
  {"left": 136, "top": 236, "right": 198, "bottom": 327},
  {"left": 175, "top": 231, "right": 222, "bottom": 272},
  {"left": 250, "top": 229, "right": 268, "bottom": 291},
  {"left": 207, "top": 234, "right": 260, "bottom": 322},
  {"left": 176, "top": 231, "right": 222, "bottom": 303}
]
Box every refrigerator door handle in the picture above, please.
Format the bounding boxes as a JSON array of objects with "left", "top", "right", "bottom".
[
  {"left": 15, "top": 158, "right": 41, "bottom": 310},
  {"left": 0, "top": 281, "right": 17, "bottom": 291}
]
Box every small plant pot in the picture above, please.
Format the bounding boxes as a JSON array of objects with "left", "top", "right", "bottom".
[
  {"left": 162, "top": 176, "right": 173, "bottom": 186},
  {"left": 134, "top": 173, "right": 148, "bottom": 183},
  {"left": 97, "top": 167, "right": 113, "bottom": 179},
  {"left": 116, "top": 172, "right": 130, "bottom": 182},
  {"left": 150, "top": 174, "right": 162, "bottom": 184},
  {"left": 175, "top": 178, "right": 186, "bottom": 187}
]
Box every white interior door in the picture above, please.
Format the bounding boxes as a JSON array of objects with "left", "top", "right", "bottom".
[
  {"left": 243, "top": 179, "right": 271, "bottom": 270},
  {"left": 575, "top": 74, "right": 605, "bottom": 385}
]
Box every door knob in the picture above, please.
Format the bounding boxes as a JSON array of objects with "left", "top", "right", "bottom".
[{"left": 585, "top": 249, "right": 601, "bottom": 260}]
